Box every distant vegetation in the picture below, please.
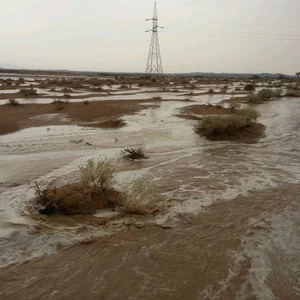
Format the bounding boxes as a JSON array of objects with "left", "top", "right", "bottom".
[
  {"left": 247, "top": 89, "right": 283, "bottom": 103},
  {"left": 20, "top": 87, "right": 37, "bottom": 97}
]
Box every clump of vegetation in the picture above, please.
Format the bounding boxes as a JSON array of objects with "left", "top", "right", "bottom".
[
  {"left": 6, "top": 99, "right": 20, "bottom": 106},
  {"left": 230, "top": 103, "right": 241, "bottom": 113},
  {"left": 194, "top": 107, "right": 260, "bottom": 136},
  {"left": 221, "top": 85, "right": 228, "bottom": 92},
  {"left": 118, "top": 177, "right": 156, "bottom": 214},
  {"left": 244, "top": 84, "right": 256, "bottom": 92},
  {"left": 20, "top": 87, "right": 37, "bottom": 97},
  {"left": 285, "top": 83, "right": 299, "bottom": 90},
  {"left": 78, "top": 159, "right": 116, "bottom": 193},
  {"left": 121, "top": 144, "right": 149, "bottom": 160},
  {"left": 247, "top": 88, "right": 282, "bottom": 103},
  {"left": 33, "top": 158, "right": 158, "bottom": 216},
  {"left": 34, "top": 159, "right": 117, "bottom": 215},
  {"left": 284, "top": 90, "right": 300, "bottom": 97},
  {"left": 52, "top": 99, "right": 68, "bottom": 104},
  {"left": 208, "top": 88, "right": 214, "bottom": 94},
  {"left": 64, "top": 93, "right": 71, "bottom": 98}
]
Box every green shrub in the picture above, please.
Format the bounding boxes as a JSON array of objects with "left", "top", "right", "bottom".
[
  {"left": 195, "top": 107, "right": 259, "bottom": 135},
  {"left": 247, "top": 88, "right": 282, "bottom": 103},
  {"left": 257, "top": 89, "right": 274, "bottom": 101},
  {"left": 235, "top": 107, "right": 260, "bottom": 122}
]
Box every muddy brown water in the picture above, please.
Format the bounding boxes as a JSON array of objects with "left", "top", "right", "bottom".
[{"left": 0, "top": 96, "right": 299, "bottom": 300}]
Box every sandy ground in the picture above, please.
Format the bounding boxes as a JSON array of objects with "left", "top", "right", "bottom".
[{"left": 0, "top": 100, "right": 156, "bottom": 135}]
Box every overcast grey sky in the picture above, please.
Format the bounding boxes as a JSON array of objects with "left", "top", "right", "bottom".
[{"left": 0, "top": 0, "right": 299, "bottom": 74}]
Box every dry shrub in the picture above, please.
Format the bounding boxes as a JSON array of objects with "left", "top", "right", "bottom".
[
  {"left": 33, "top": 159, "right": 159, "bottom": 216},
  {"left": 34, "top": 159, "right": 117, "bottom": 215},
  {"left": 78, "top": 159, "right": 116, "bottom": 193},
  {"left": 121, "top": 144, "right": 149, "bottom": 160},
  {"left": 118, "top": 177, "right": 156, "bottom": 214}
]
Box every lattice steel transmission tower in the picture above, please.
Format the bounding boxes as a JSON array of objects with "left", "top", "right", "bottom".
[{"left": 145, "top": 2, "right": 164, "bottom": 76}]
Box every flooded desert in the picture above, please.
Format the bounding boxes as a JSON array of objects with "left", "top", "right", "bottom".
[{"left": 0, "top": 74, "right": 299, "bottom": 300}]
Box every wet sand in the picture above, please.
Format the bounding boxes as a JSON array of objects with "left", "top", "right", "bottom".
[{"left": 0, "top": 100, "right": 154, "bottom": 135}]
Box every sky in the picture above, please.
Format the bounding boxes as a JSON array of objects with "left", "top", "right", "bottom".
[{"left": 0, "top": 0, "right": 299, "bottom": 74}]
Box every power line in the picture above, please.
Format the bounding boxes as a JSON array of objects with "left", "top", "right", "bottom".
[
  {"left": 161, "top": 19, "right": 300, "bottom": 29},
  {"left": 161, "top": 30, "right": 300, "bottom": 41}
]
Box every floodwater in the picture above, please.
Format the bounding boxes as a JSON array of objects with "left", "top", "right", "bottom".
[{"left": 0, "top": 92, "right": 299, "bottom": 299}]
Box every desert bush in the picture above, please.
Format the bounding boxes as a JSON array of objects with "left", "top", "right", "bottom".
[
  {"left": 121, "top": 144, "right": 149, "bottom": 160},
  {"left": 257, "top": 89, "right": 275, "bottom": 101},
  {"left": 208, "top": 88, "right": 214, "bottom": 94},
  {"left": 52, "top": 99, "right": 68, "bottom": 104},
  {"left": 244, "top": 84, "right": 256, "bottom": 92},
  {"left": 34, "top": 182, "right": 63, "bottom": 215},
  {"left": 6, "top": 99, "right": 20, "bottom": 106},
  {"left": 235, "top": 107, "right": 260, "bottom": 122},
  {"left": 64, "top": 93, "right": 71, "bottom": 98},
  {"left": 33, "top": 158, "right": 159, "bottom": 215},
  {"left": 195, "top": 107, "right": 259, "bottom": 135},
  {"left": 221, "top": 85, "right": 228, "bottom": 92},
  {"left": 286, "top": 83, "right": 299, "bottom": 90},
  {"left": 78, "top": 158, "right": 115, "bottom": 193},
  {"left": 20, "top": 87, "right": 37, "bottom": 97},
  {"left": 284, "top": 90, "right": 300, "bottom": 97},
  {"left": 40, "top": 83, "right": 47, "bottom": 88},
  {"left": 230, "top": 103, "right": 241, "bottom": 113},
  {"left": 118, "top": 177, "right": 155, "bottom": 214},
  {"left": 247, "top": 94, "right": 262, "bottom": 104},
  {"left": 247, "top": 88, "right": 282, "bottom": 103}
]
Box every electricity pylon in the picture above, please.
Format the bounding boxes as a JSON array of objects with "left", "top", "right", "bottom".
[{"left": 145, "top": 2, "right": 164, "bottom": 76}]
